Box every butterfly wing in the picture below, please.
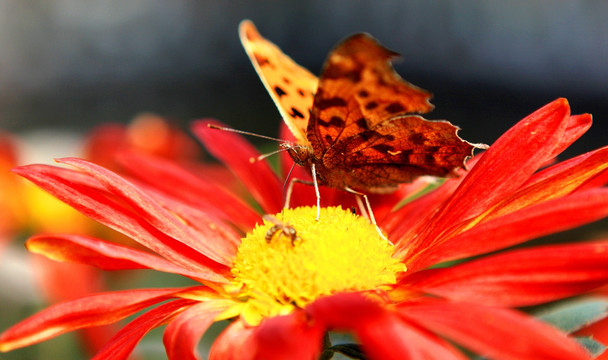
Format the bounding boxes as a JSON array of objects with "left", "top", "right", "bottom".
[
  {"left": 307, "top": 34, "right": 475, "bottom": 191},
  {"left": 323, "top": 115, "right": 476, "bottom": 189},
  {"left": 239, "top": 20, "right": 317, "bottom": 145},
  {"left": 307, "top": 33, "right": 434, "bottom": 154}
]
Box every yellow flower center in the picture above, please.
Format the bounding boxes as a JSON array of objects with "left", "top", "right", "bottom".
[{"left": 229, "top": 206, "right": 406, "bottom": 325}]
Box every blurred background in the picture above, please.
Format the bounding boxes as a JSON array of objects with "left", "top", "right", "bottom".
[
  {"left": 1, "top": 0, "right": 607, "bottom": 156},
  {"left": 1, "top": 1, "right": 607, "bottom": 359}
]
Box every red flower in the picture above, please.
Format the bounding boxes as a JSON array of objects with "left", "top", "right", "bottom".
[
  {"left": 1, "top": 98, "right": 607, "bottom": 359},
  {"left": 0, "top": 116, "right": 216, "bottom": 356},
  {"left": 84, "top": 112, "right": 203, "bottom": 169}
]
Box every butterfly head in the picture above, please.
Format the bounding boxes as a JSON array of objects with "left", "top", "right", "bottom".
[{"left": 282, "top": 143, "right": 314, "bottom": 168}]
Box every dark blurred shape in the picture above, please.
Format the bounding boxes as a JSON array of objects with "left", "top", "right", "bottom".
[{"left": 0, "top": 1, "right": 605, "bottom": 159}]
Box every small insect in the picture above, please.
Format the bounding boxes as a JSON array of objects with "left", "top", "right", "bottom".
[{"left": 263, "top": 214, "right": 300, "bottom": 245}]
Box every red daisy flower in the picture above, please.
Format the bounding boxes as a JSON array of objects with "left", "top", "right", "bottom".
[
  {"left": 0, "top": 117, "right": 214, "bottom": 356},
  {"left": 1, "top": 98, "right": 607, "bottom": 359}
]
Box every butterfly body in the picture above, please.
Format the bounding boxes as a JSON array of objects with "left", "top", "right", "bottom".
[
  {"left": 285, "top": 143, "right": 372, "bottom": 192},
  {"left": 240, "top": 20, "right": 479, "bottom": 195},
  {"left": 286, "top": 115, "right": 472, "bottom": 194}
]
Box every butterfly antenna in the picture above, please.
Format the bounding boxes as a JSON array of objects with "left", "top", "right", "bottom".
[
  {"left": 207, "top": 124, "right": 295, "bottom": 163},
  {"left": 207, "top": 124, "right": 286, "bottom": 143},
  {"left": 250, "top": 147, "right": 290, "bottom": 163}
]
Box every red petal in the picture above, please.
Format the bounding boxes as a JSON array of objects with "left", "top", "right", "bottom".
[
  {"left": 386, "top": 157, "right": 483, "bottom": 255},
  {"left": 130, "top": 182, "right": 242, "bottom": 249},
  {"left": 32, "top": 255, "right": 108, "bottom": 302},
  {"left": 486, "top": 146, "right": 608, "bottom": 220},
  {"left": 26, "top": 234, "right": 207, "bottom": 280},
  {"left": 410, "top": 188, "right": 608, "bottom": 269},
  {"left": 58, "top": 157, "right": 234, "bottom": 266},
  {"left": 164, "top": 300, "right": 231, "bottom": 360},
  {"left": 13, "top": 163, "right": 229, "bottom": 282},
  {"left": 423, "top": 99, "right": 571, "bottom": 242},
  {"left": 578, "top": 168, "right": 608, "bottom": 190},
  {"left": 534, "top": 147, "right": 608, "bottom": 188},
  {"left": 253, "top": 312, "right": 324, "bottom": 360},
  {"left": 137, "top": 186, "right": 242, "bottom": 253},
  {"left": 547, "top": 113, "right": 593, "bottom": 160},
  {"left": 307, "top": 293, "right": 466, "bottom": 360},
  {"left": 405, "top": 241, "right": 608, "bottom": 306},
  {"left": 117, "top": 151, "right": 260, "bottom": 231},
  {"left": 400, "top": 299, "right": 591, "bottom": 360},
  {"left": 307, "top": 292, "right": 386, "bottom": 329},
  {"left": 92, "top": 298, "right": 197, "bottom": 360},
  {"left": 0, "top": 287, "right": 202, "bottom": 352},
  {"left": 29, "top": 256, "right": 119, "bottom": 354},
  {"left": 357, "top": 315, "right": 467, "bottom": 360},
  {"left": 386, "top": 174, "right": 464, "bottom": 251},
  {"left": 192, "top": 119, "right": 283, "bottom": 213},
  {"left": 112, "top": 172, "right": 242, "bottom": 258},
  {"left": 209, "top": 321, "right": 257, "bottom": 360}
]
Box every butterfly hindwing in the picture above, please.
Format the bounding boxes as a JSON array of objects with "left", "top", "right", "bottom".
[
  {"left": 239, "top": 20, "right": 317, "bottom": 145},
  {"left": 324, "top": 115, "right": 475, "bottom": 183}
]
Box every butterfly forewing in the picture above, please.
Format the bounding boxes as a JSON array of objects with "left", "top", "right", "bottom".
[
  {"left": 307, "top": 33, "right": 435, "bottom": 157},
  {"left": 239, "top": 20, "right": 317, "bottom": 145}
]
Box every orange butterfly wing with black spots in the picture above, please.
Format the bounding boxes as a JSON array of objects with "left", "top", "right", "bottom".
[
  {"left": 240, "top": 20, "right": 479, "bottom": 193},
  {"left": 239, "top": 20, "right": 316, "bottom": 145},
  {"left": 308, "top": 34, "right": 477, "bottom": 192}
]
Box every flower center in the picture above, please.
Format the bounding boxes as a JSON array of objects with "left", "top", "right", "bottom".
[{"left": 229, "top": 206, "right": 406, "bottom": 325}]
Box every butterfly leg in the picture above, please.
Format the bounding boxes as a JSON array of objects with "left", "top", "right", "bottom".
[
  {"left": 344, "top": 187, "right": 390, "bottom": 244},
  {"left": 282, "top": 164, "right": 321, "bottom": 221},
  {"left": 284, "top": 178, "right": 314, "bottom": 208},
  {"left": 282, "top": 162, "right": 298, "bottom": 209},
  {"left": 311, "top": 163, "right": 321, "bottom": 221},
  {"left": 354, "top": 194, "right": 369, "bottom": 219}
]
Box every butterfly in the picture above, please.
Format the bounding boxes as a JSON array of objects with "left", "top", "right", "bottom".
[{"left": 238, "top": 20, "right": 481, "bottom": 224}]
